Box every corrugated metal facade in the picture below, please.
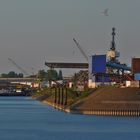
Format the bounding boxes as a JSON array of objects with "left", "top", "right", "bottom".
[
  {"left": 134, "top": 73, "right": 140, "bottom": 80},
  {"left": 132, "top": 58, "right": 140, "bottom": 74},
  {"left": 91, "top": 55, "right": 106, "bottom": 73}
]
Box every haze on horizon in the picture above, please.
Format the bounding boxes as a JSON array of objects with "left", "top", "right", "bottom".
[{"left": 0, "top": 0, "right": 140, "bottom": 76}]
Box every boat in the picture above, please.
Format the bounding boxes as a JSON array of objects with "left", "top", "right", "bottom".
[{"left": 0, "top": 89, "right": 26, "bottom": 96}]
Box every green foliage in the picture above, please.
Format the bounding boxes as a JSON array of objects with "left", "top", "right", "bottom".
[
  {"left": 1, "top": 71, "right": 23, "bottom": 78},
  {"left": 67, "top": 88, "right": 94, "bottom": 104},
  {"left": 46, "top": 69, "right": 58, "bottom": 81},
  {"left": 37, "top": 69, "right": 61, "bottom": 81},
  {"left": 37, "top": 70, "right": 47, "bottom": 81},
  {"left": 18, "top": 73, "right": 24, "bottom": 78},
  {"left": 58, "top": 70, "right": 63, "bottom": 80},
  {"left": 1, "top": 73, "right": 8, "bottom": 78}
]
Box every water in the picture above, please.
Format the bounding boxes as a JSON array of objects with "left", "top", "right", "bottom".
[{"left": 0, "top": 97, "right": 140, "bottom": 140}]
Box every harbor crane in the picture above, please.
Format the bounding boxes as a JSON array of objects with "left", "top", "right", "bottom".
[
  {"left": 73, "top": 38, "right": 89, "bottom": 62},
  {"left": 73, "top": 38, "right": 89, "bottom": 86},
  {"left": 8, "top": 58, "right": 29, "bottom": 77}
]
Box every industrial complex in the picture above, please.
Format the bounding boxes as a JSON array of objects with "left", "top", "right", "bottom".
[
  {"left": 1, "top": 27, "right": 140, "bottom": 117},
  {"left": 38, "top": 28, "right": 140, "bottom": 117},
  {"left": 2, "top": 27, "right": 139, "bottom": 97},
  {"left": 45, "top": 28, "right": 140, "bottom": 89}
]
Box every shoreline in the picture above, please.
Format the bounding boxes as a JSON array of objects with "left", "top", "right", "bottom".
[
  {"left": 33, "top": 87, "right": 140, "bottom": 117},
  {"left": 40, "top": 100, "right": 140, "bottom": 117}
]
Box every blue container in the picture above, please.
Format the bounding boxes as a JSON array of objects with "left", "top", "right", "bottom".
[
  {"left": 92, "top": 55, "right": 106, "bottom": 73},
  {"left": 134, "top": 73, "right": 140, "bottom": 80},
  {"left": 95, "top": 76, "right": 111, "bottom": 82}
]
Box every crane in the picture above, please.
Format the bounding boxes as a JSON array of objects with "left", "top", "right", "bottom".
[
  {"left": 73, "top": 38, "right": 88, "bottom": 62},
  {"left": 8, "top": 58, "right": 29, "bottom": 76}
]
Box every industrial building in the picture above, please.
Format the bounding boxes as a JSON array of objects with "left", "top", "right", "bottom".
[{"left": 88, "top": 28, "right": 140, "bottom": 88}]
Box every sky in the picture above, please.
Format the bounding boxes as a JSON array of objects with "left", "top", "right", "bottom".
[{"left": 0, "top": 0, "right": 140, "bottom": 76}]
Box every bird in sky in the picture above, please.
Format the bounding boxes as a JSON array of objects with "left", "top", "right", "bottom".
[{"left": 101, "top": 9, "right": 109, "bottom": 16}]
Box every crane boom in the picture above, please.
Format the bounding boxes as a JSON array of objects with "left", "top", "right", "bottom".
[
  {"left": 8, "top": 58, "right": 29, "bottom": 76},
  {"left": 73, "top": 38, "right": 88, "bottom": 62}
]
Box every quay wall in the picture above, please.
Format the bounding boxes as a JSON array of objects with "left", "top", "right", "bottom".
[
  {"left": 34, "top": 87, "right": 140, "bottom": 117},
  {"left": 42, "top": 100, "right": 140, "bottom": 116}
]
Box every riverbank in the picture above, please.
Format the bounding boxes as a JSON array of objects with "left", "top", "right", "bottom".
[{"left": 32, "top": 87, "right": 140, "bottom": 116}]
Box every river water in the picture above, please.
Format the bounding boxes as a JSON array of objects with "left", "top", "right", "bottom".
[{"left": 0, "top": 97, "right": 140, "bottom": 140}]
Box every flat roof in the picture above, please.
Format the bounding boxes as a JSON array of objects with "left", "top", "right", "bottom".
[{"left": 45, "top": 62, "right": 88, "bottom": 69}]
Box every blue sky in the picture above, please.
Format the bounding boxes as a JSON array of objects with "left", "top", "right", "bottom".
[{"left": 0, "top": 0, "right": 140, "bottom": 75}]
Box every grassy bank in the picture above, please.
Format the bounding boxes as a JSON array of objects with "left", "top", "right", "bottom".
[
  {"left": 32, "top": 87, "right": 96, "bottom": 107},
  {"left": 32, "top": 86, "right": 140, "bottom": 116}
]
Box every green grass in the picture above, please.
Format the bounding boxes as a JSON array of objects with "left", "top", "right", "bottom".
[
  {"left": 32, "top": 86, "right": 97, "bottom": 106},
  {"left": 31, "top": 87, "right": 51, "bottom": 98}
]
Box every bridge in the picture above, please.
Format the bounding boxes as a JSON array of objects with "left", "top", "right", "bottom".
[
  {"left": 0, "top": 78, "right": 39, "bottom": 88},
  {"left": 45, "top": 62, "right": 88, "bottom": 69},
  {"left": 0, "top": 78, "right": 37, "bottom": 82}
]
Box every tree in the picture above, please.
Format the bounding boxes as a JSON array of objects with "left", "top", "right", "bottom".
[
  {"left": 58, "top": 70, "right": 63, "bottom": 80},
  {"left": 46, "top": 69, "right": 58, "bottom": 81},
  {"left": 37, "top": 70, "right": 47, "bottom": 81},
  {"left": 8, "top": 71, "right": 17, "bottom": 78},
  {"left": 37, "top": 69, "right": 59, "bottom": 82},
  {"left": 18, "top": 73, "right": 24, "bottom": 78},
  {"left": 0, "top": 71, "right": 24, "bottom": 78},
  {"left": 1, "top": 73, "right": 8, "bottom": 78}
]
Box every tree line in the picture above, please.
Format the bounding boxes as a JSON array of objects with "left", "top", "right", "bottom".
[
  {"left": 37, "top": 69, "right": 63, "bottom": 81},
  {"left": 0, "top": 71, "right": 23, "bottom": 78},
  {"left": 0, "top": 69, "right": 63, "bottom": 81}
]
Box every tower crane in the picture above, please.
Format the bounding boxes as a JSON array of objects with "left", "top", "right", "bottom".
[
  {"left": 73, "top": 38, "right": 88, "bottom": 62},
  {"left": 8, "top": 58, "right": 29, "bottom": 77}
]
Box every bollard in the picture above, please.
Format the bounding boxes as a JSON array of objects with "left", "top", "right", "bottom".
[
  {"left": 65, "top": 87, "right": 67, "bottom": 105},
  {"left": 58, "top": 87, "right": 61, "bottom": 104},
  {"left": 54, "top": 87, "right": 57, "bottom": 103},
  {"left": 61, "top": 87, "right": 64, "bottom": 105}
]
